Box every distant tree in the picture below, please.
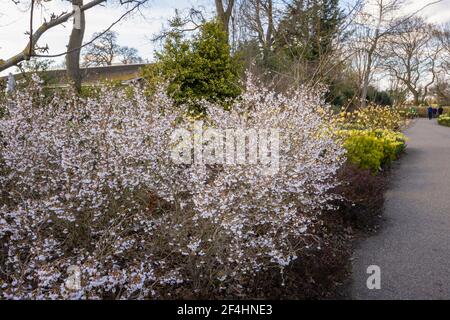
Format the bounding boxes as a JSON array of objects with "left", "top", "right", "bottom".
[
  {"left": 326, "top": 66, "right": 359, "bottom": 108},
  {"left": 238, "top": 0, "right": 277, "bottom": 66},
  {"left": 351, "top": 0, "right": 442, "bottom": 108},
  {"left": 276, "top": 0, "right": 342, "bottom": 62},
  {"left": 272, "top": 0, "right": 344, "bottom": 87},
  {"left": 143, "top": 20, "right": 241, "bottom": 113},
  {"left": 381, "top": 18, "right": 442, "bottom": 105},
  {"left": 82, "top": 31, "right": 143, "bottom": 67},
  {"left": 118, "top": 46, "right": 144, "bottom": 64},
  {"left": 432, "top": 23, "right": 450, "bottom": 105},
  {"left": 366, "top": 86, "right": 393, "bottom": 106}
]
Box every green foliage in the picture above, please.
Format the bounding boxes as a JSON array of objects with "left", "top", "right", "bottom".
[
  {"left": 326, "top": 70, "right": 358, "bottom": 108},
  {"left": 0, "top": 101, "right": 5, "bottom": 119},
  {"left": 438, "top": 113, "right": 450, "bottom": 127},
  {"left": 341, "top": 130, "right": 407, "bottom": 174},
  {"left": 79, "top": 80, "right": 129, "bottom": 99},
  {"left": 328, "top": 82, "right": 393, "bottom": 108},
  {"left": 344, "top": 134, "right": 385, "bottom": 173},
  {"left": 366, "top": 86, "right": 393, "bottom": 106},
  {"left": 142, "top": 20, "right": 241, "bottom": 113},
  {"left": 79, "top": 85, "right": 101, "bottom": 98},
  {"left": 276, "top": 0, "right": 343, "bottom": 63},
  {"left": 397, "top": 107, "right": 418, "bottom": 119}
]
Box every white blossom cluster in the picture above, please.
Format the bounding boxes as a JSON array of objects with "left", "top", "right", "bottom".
[{"left": 0, "top": 75, "right": 345, "bottom": 299}]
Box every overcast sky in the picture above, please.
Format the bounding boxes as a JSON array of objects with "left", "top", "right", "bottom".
[
  {"left": 0, "top": 0, "right": 214, "bottom": 75},
  {"left": 1, "top": 0, "right": 450, "bottom": 76}
]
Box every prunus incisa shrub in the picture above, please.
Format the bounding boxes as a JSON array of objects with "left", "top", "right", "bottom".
[{"left": 0, "top": 75, "right": 345, "bottom": 299}]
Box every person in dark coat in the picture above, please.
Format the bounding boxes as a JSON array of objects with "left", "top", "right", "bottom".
[
  {"left": 428, "top": 106, "right": 433, "bottom": 120},
  {"left": 438, "top": 106, "right": 444, "bottom": 117}
]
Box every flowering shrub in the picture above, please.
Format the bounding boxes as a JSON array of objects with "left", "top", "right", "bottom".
[
  {"left": 397, "top": 107, "right": 419, "bottom": 119},
  {"left": 438, "top": 113, "right": 450, "bottom": 127},
  {"left": 340, "top": 130, "right": 406, "bottom": 173},
  {"left": 337, "top": 105, "right": 404, "bottom": 131},
  {"left": 333, "top": 105, "right": 407, "bottom": 173},
  {"left": 0, "top": 77, "right": 182, "bottom": 299},
  {"left": 0, "top": 75, "right": 345, "bottom": 299}
]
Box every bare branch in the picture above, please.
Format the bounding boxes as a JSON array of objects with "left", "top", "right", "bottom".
[
  {"left": 35, "top": 1, "right": 146, "bottom": 58},
  {"left": 0, "top": 0, "right": 106, "bottom": 72}
]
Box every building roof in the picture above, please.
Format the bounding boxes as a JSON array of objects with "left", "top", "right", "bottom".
[{"left": 0, "top": 63, "right": 148, "bottom": 86}]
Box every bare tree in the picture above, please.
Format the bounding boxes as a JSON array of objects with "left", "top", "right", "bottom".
[
  {"left": 381, "top": 18, "right": 442, "bottom": 105},
  {"left": 118, "top": 46, "right": 144, "bottom": 64},
  {"left": 386, "top": 73, "right": 408, "bottom": 106},
  {"left": 215, "top": 0, "right": 235, "bottom": 35},
  {"left": 354, "top": 0, "right": 406, "bottom": 108},
  {"left": 431, "top": 23, "right": 450, "bottom": 104},
  {"left": 353, "top": 0, "right": 442, "bottom": 107},
  {"left": 0, "top": 0, "right": 106, "bottom": 72},
  {"left": 83, "top": 31, "right": 119, "bottom": 66},
  {"left": 238, "top": 0, "right": 276, "bottom": 63},
  {"left": 82, "top": 30, "right": 143, "bottom": 66}
]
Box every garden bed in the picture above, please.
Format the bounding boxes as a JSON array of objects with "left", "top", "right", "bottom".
[{"left": 0, "top": 78, "right": 407, "bottom": 299}]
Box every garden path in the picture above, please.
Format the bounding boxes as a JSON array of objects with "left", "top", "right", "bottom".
[{"left": 351, "top": 118, "right": 450, "bottom": 299}]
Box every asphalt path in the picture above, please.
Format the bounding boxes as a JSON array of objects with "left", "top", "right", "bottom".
[{"left": 351, "top": 118, "right": 450, "bottom": 299}]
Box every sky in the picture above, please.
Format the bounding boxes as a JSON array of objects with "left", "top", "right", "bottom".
[
  {"left": 0, "top": 0, "right": 214, "bottom": 75},
  {"left": 1, "top": 0, "right": 450, "bottom": 77}
]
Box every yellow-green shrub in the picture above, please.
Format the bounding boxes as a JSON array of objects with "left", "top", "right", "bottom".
[
  {"left": 438, "top": 114, "right": 450, "bottom": 127},
  {"left": 336, "top": 105, "right": 404, "bottom": 132},
  {"left": 397, "top": 107, "right": 418, "bottom": 119},
  {"left": 339, "top": 129, "right": 407, "bottom": 173}
]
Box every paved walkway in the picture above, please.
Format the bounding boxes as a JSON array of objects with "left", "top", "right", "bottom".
[{"left": 351, "top": 118, "right": 450, "bottom": 299}]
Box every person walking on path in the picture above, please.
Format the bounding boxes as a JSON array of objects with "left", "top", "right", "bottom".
[
  {"left": 428, "top": 106, "right": 433, "bottom": 120},
  {"left": 438, "top": 106, "right": 444, "bottom": 117}
]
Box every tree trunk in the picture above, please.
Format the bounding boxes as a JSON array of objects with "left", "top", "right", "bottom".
[
  {"left": 263, "top": 0, "right": 274, "bottom": 65},
  {"left": 360, "top": 51, "right": 372, "bottom": 108},
  {"left": 66, "top": 0, "right": 86, "bottom": 93},
  {"left": 215, "top": 0, "right": 235, "bottom": 36},
  {"left": 413, "top": 92, "right": 420, "bottom": 106},
  {"left": 360, "top": 3, "right": 383, "bottom": 108}
]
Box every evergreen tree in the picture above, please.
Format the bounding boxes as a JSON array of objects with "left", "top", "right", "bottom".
[
  {"left": 143, "top": 20, "right": 241, "bottom": 113},
  {"left": 276, "top": 0, "right": 343, "bottom": 63}
]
